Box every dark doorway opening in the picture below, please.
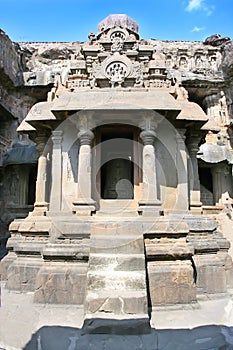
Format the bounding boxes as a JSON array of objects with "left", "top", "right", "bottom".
[
  {"left": 100, "top": 127, "right": 134, "bottom": 199},
  {"left": 199, "top": 167, "right": 214, "bottom": 205},
  {"left": 101, "top": 158, "right": 134, "bottom": 199},
  {"left": 28, "top": 166, "right": 37, "bottom": 205}
]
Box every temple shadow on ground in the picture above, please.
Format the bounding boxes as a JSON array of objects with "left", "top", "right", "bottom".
[{"left": 23, "top": 320, "right": 233, "bottom": 350}]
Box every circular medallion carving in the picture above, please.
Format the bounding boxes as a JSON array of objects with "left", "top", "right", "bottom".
[{"left": 105, "top": 61, "right": 127, "bottom": 85}]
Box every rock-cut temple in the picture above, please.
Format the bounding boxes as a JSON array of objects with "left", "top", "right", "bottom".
[{"left": 1, "top": 14, "right": 233, "bottom": 322}]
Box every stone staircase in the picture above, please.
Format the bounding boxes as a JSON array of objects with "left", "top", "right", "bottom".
[{"left": 84, "top": 231, "right": 149, "bottom": 328}]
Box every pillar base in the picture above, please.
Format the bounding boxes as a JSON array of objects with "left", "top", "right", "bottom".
[
  {"left": 73, "top": 199, "right": 96, "bottom": 216},
  {"left": 30, "top": 202, "right": 49, "bottom": 216},
  {"left": 138, "top": 200, "right": 163, "bottom": 217},
  {"left": 190, "top": 201, "right": 202, "bottom": 215}
]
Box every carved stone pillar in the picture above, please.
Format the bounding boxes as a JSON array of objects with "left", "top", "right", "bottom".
[
  {"left": 49, "top": 130, "right": 63, "bottom": 212},
  {"left": 176, "top": 129, "right": 189, "bottom": 211},
  {"left": 186, "top": 133, "right": 202, "bottom": 214},
  {"left": 73, "top": 129, "right": 96, "bottom": 216},
  {"left": 203, "top": 91, "right": 229, "bottom": 126},
  {"left": 138, "top": 129, "right": 162, "bottom": 216},
  {"left": 33, "top": 136, "right": 48, "bottom": 216},
  {"left": 212, "top": 165, "right": 231, "bottom": 206}
]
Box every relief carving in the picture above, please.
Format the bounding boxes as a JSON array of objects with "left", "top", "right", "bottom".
[
  {"left": 132, "top": 62, "right": 144, "bottom": 87},
  {"left": 105, "top": 61, "right": 127, "bottom": 87},
  {"left": 111, "top": 37, "right": 124, "bottom": 53}
]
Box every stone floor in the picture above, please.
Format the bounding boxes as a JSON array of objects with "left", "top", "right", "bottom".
[{"left": 1, "top": 282, "right": 233, "bottom": 349}]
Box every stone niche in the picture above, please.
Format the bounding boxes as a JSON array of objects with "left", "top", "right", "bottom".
[{"left": 0, "top": 14, "right": 233, "bottom": 325}]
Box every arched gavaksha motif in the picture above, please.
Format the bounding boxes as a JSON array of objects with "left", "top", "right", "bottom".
[{"left": 110, "top": 30, "right": 126, "bottom": 41}]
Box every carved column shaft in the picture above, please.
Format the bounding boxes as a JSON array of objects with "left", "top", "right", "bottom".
[
  {"left": 140, "top": 130, "right": 157, "bottom": 200},
  {"left": 50, "top": 130, "right": 63, "bottom": 212},
  {"left": 138, "top": 129, "right": 162, "bottom": 216},
  {"left": 176, "top": 129, "right": 189, "bottom": 211},
  {"left": 73, "top": 130, "right": 96, "bottom": 215},
  {"left": 33, "top": 136, "right": 48, "bottom": 215},
  {"left": 187, "top": 133, "right": 202, "bottom": 214}
]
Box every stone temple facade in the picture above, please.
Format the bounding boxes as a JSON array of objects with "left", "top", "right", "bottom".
[{"left": 1, "top": 14, "right": 233, "bottom": 322}]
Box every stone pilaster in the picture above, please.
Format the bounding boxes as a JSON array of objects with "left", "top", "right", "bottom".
[
  {"left": 49, "top": 130, "right": 63, "bottom": 212},
  {"left": 138, "top": 129, "right": 162, "bottom": 216},
  {"left": 186, "top": 133, "right": 202, "bottom": 214},
  {"left": 33, "top": 136, "right": 49, "bottom": 216},
  {"left": 73, "top": 129, "right": 96, "bottom": 216},
  {"left": 176, "top": 129, "right": 189, "bottom": 212}
]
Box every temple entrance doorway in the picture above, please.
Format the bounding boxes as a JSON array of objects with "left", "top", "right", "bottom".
[
  {"left": 199, "top": 166, "right": 214, "bottom": 206},
  {"left": 101, "top": 158, "right": 133, "bottom": 199},
  {"left": 97, "top": 124, "right": 141, "bottom": 200}
]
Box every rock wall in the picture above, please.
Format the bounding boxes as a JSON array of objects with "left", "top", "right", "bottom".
[{"left": 222, "top": 40, "right": 233, "bottom": 120}]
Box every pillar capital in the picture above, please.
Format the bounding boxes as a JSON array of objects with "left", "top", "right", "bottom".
[
  {"left": 35, "top": 135, "right": 48, "bottom": 156},
  {"left": 78, "top": 129, "right": 94, "bottom": 146},
  {"left": 176, "top": 128, "right": 186, "bottom": 143},
  {"left": 140, "top": 130, "right": 156, "bottom": 145},
  {"left": 51, "top": 130, "right": 63, "bottom": 145},
  {"left": 186, "top": 132, "right": 201, "bottom": 157},
  {"left": 213, "top": 164, "right": 230, "bottom": 175},
  {"left": 187, "top": 143, "right": 199, "bottom": 157},
  {"left": 203, "top": 93, "right": 219, "bottom": 108}
]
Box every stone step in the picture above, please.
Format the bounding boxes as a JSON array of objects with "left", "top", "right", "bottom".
[
  {"left": 87, "top": 270, "right": 146, "bottom": 292},
  {"left": 96, "top": 199, "right": 139, "bottom": 217},
  {"left": 90, "top": 221, "right": 143, "bottom": 236},
  {"left": 99, "top": 199, "right": 138, "bottom": 209},
  {"left": 89, "top": 235, "right": 144, "bottom": 254},
  {"left": 85, "top": 227, "right": 148, "bottom": 318},
  {"left": 86, "top": 290, "right": 148, "bottom": 316},
  {"left": 86, "top": 289, "right": 147, "bottom": 299},
  {"left": 89, "top": 253, "right": 145, "bottom": 271},
  {"left": 94, "top": 209, "right": 139, "bottom": 217}
]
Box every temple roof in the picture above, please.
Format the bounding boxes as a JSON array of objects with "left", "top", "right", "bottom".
[{"left": 98, "top": 14, "right": 139, "bottom": 35}]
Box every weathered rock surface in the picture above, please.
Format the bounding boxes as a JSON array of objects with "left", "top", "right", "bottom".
[{"left": 0, "top": 29, "right": 24, "bottom": 86}]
